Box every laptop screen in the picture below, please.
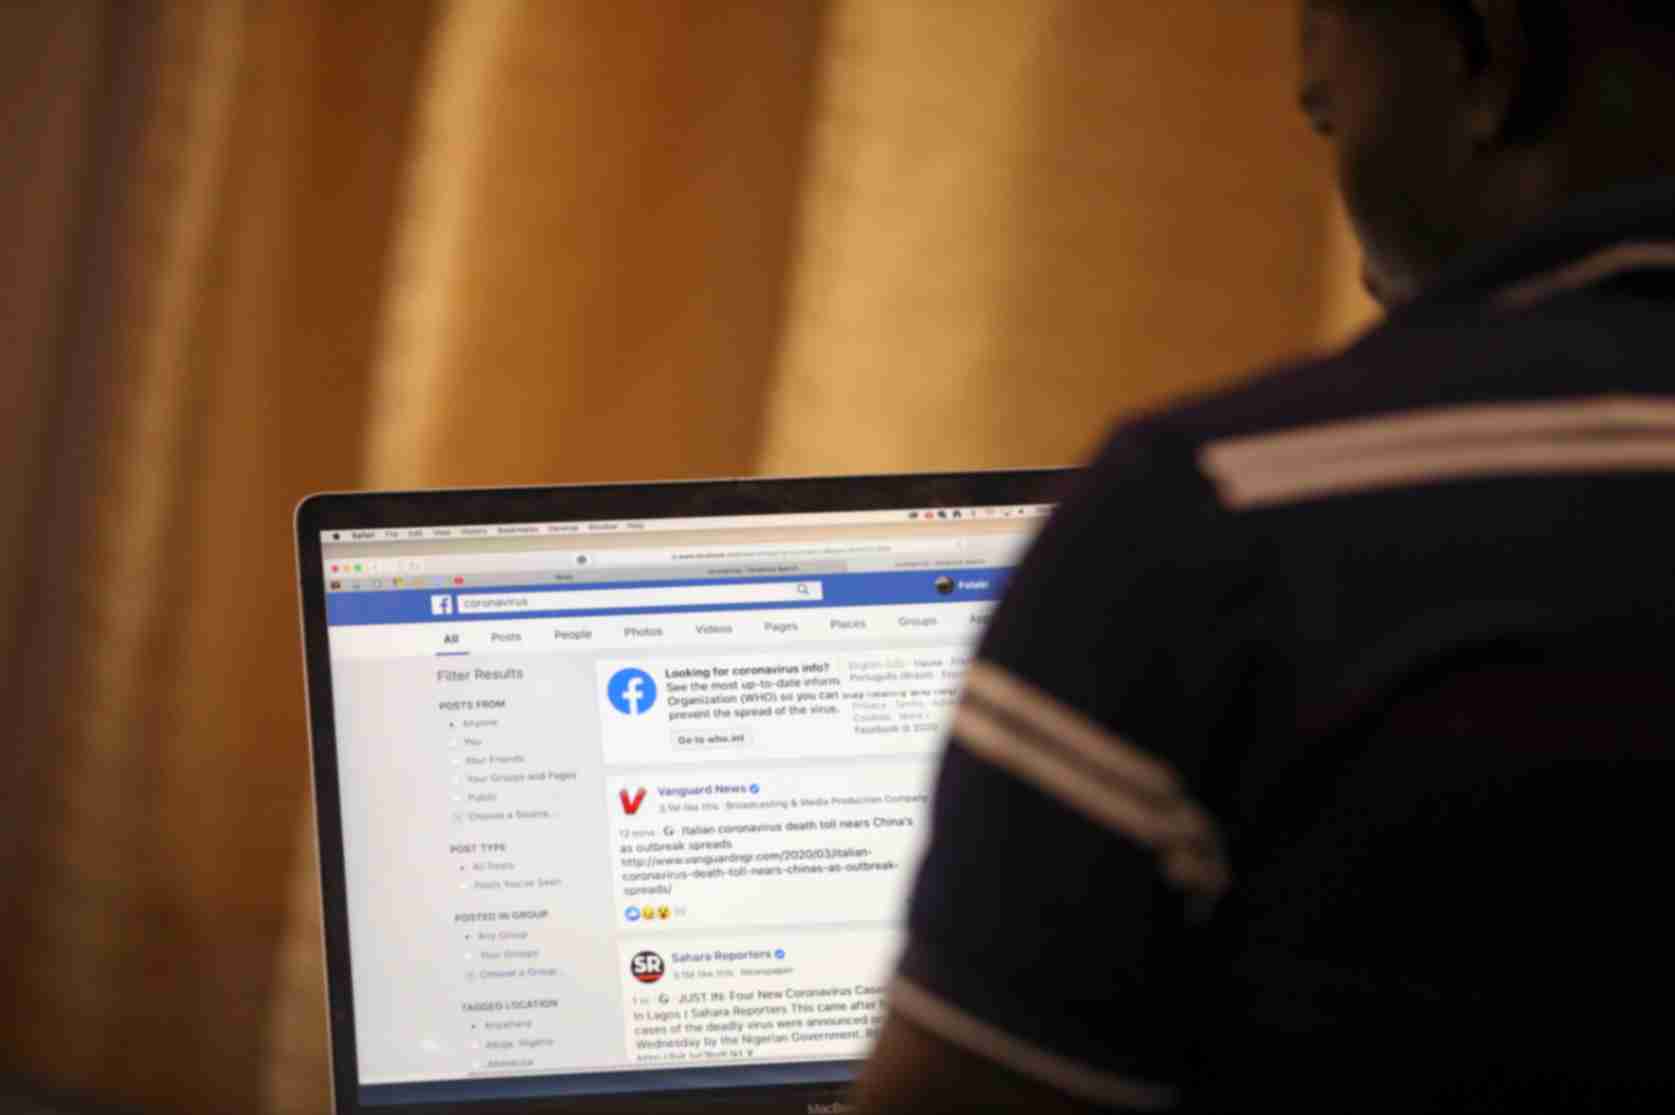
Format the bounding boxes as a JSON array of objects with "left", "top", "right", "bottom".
[{"left": 311, "top": 493, "right": 1054, "bottom": 1108}]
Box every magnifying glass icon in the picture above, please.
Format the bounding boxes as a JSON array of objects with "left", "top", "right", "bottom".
[{"left": 795, "top": 583, "right": 811, "bottom": 596}]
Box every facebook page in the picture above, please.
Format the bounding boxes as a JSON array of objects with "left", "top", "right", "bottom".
[{"left": 320, "top": 512, "right": 1042, "bottom": 1104}]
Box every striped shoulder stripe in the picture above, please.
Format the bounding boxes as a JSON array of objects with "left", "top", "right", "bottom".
[
  {"left": 1496, "top": 240, "right": 1675, "bottom": 309},
  {"left": 1197, "top": 395, "right": 1675, "bottom": 510},
  {"left": 889, "top": 976, "right": 1181, "bottom": 1111},
  {"left": 957, "top": 662, "right": 1229, "bottom": 900}
]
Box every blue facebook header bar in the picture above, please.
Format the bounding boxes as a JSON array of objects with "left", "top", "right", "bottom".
[{"left": 325, "top": 569, "right": 1011, "bottom": 627}]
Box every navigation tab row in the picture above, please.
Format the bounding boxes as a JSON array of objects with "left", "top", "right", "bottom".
[{"left": 328, "top": 604, "right": 992, "bottom": 660}]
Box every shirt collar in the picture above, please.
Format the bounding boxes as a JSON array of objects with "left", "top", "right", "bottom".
[{"left": 1406, "top": 176, "right": 1675, "bottom": 313}]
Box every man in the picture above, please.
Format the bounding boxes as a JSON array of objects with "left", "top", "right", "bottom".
[{"left": 858, "top": 1, "right": 1675, "bottom": 1110}]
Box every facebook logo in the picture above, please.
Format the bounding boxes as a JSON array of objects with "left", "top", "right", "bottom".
[
  {"left": 607, "top": 667, "right": 657, "bottom": 716},
  {"left": 430, "top": 594, "right": 454, "bottom": 616}
]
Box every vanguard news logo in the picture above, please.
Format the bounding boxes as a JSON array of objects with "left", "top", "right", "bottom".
[{"left": 607, "top": 667, "right": 657, "bottom": 715}]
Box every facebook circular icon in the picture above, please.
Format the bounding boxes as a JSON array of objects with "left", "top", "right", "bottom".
[{"left": 608, "top": 667, "right": 658, "bottom": 716}]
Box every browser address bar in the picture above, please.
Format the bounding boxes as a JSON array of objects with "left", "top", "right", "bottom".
[{"left": 454, "top": 580, "right": 824, "bottom": 615}]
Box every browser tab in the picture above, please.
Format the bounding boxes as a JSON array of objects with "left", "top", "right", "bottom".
[{"left": 550, "top": 623, "right": 594, "bottom": 643}]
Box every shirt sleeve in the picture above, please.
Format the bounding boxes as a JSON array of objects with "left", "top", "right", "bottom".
[{"left": 892, "top": 421, "right": 1264, "bottom": 1109}]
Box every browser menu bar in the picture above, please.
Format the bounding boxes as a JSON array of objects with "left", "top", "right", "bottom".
[{"left": 320, "top": 505, "right": 1053, "bottom": 545}]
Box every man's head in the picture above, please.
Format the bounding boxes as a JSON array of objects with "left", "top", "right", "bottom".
[{"left": 1300, "top": 0, "right": 1675, "bottom": 305}]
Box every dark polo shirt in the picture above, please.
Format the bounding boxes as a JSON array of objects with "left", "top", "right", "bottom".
[{"left": 893, "top": 180, "right": 1675, "bottom": 1111}]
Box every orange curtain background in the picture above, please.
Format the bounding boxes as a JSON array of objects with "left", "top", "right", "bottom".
[{"left": 0, "top": 3, "right": 1375, "bottom": 1113}]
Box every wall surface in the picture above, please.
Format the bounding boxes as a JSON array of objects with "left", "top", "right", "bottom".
[
  {"left": 360, "top": 0, "right": 829, "bottom": 489},
  {"left": 760, "top": 0, "right": 1375, "bottom": 475}
]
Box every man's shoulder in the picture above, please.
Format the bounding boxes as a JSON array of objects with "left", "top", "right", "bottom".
[
  {"left": 1086, "top": 288, "right": 1675, "bottom": 512},
  {"left": 1066, "top": 330, "right": 1402, "bottom": 526}
]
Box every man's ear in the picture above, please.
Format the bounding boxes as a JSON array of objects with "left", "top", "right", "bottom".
[
  {"left": 1460, "top": 0, "right": 1533, "bottom": 146},
  {"left": 1466, "top": 0, "right": 1571, "bottom": 145}
]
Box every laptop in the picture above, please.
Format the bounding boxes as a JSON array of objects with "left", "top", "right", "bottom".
[{"left": 296, "top": 470, "right": 1072, "bottom": 1113}]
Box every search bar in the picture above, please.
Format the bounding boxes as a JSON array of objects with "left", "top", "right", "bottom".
[{"left": 453, "top": 581, "right": 823, "bottom": 615}]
